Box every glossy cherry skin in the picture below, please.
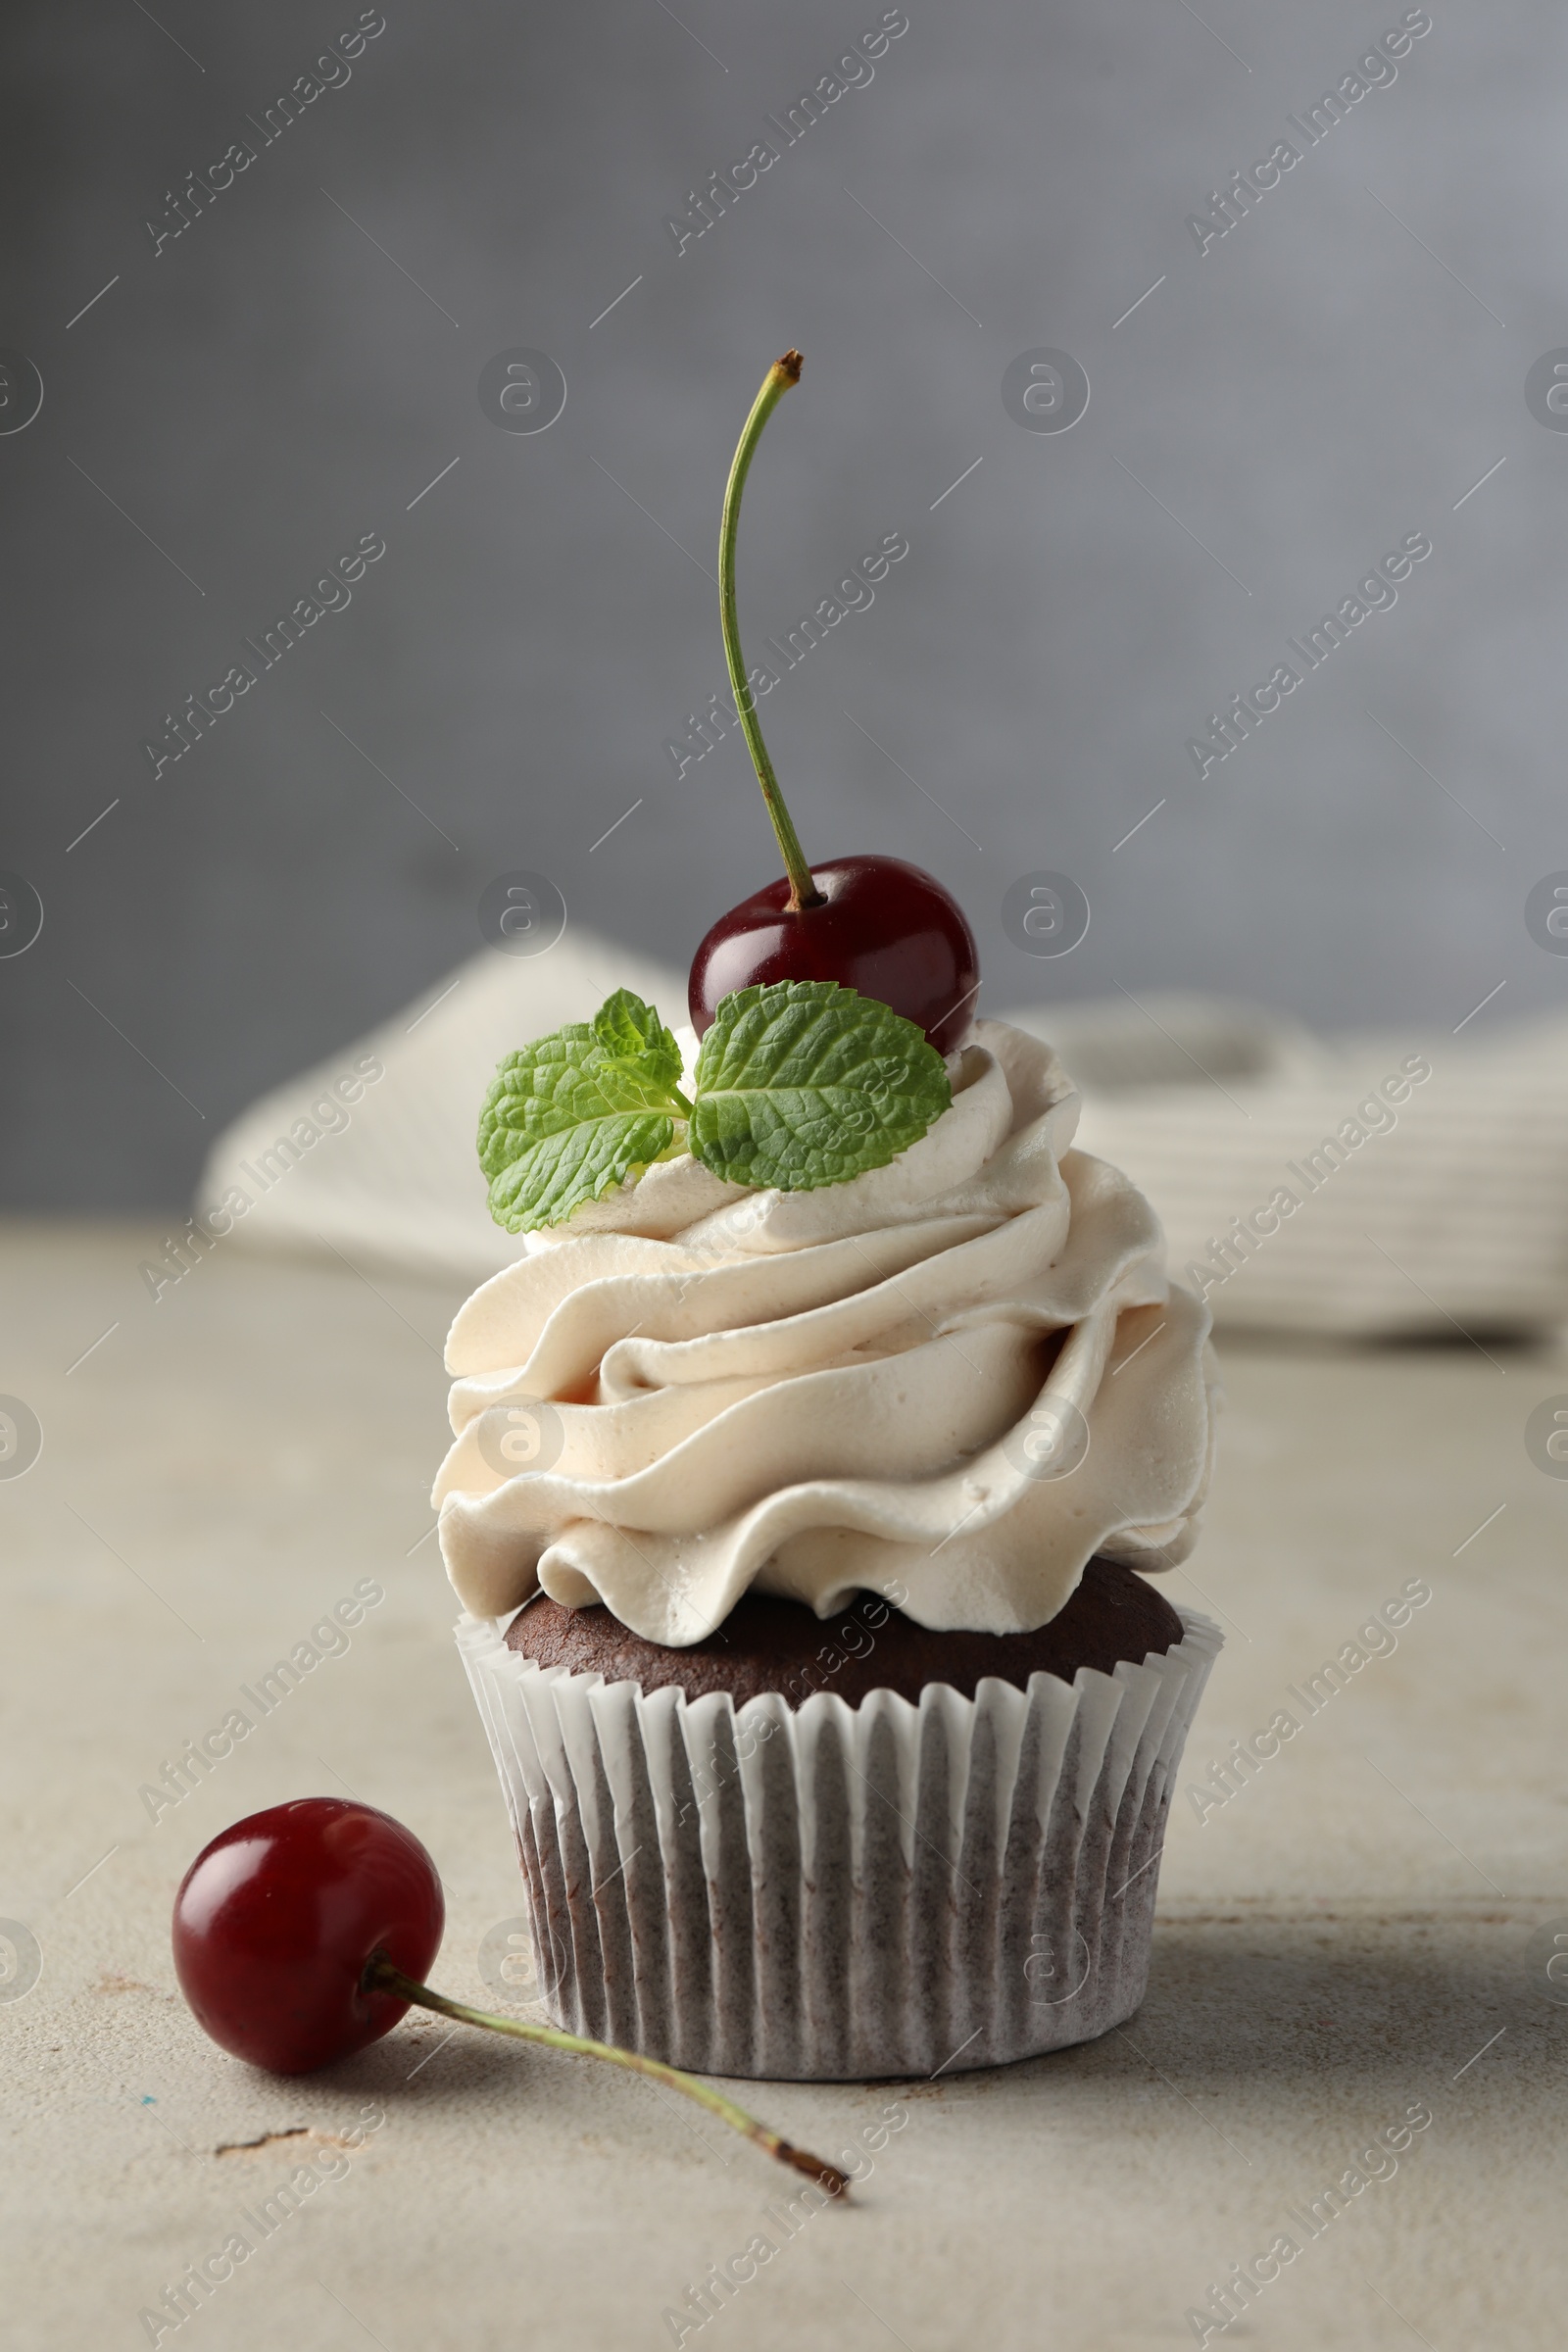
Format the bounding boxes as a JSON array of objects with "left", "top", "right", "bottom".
[
  {"left": 172, "top": 1798, "right": 444, "bottom": 2076},
  {"left": 688, "top": 855, "right": 980, "bottom": 1057}
]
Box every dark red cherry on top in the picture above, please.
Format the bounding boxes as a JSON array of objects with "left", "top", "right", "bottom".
[
  {"left": 699, "top": 354, "right": 981, "bottom": 1062},
  {"left": 688, "top": 854, "right": 979, "bottom": 1057},
  {"left": 172, "top": 1797, "right": 444, "bottom": 2075}
]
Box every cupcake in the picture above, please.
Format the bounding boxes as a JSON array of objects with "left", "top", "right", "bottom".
[
  {"left": 438, "top": 1011, "right": 1219, "bottom": 2078},
  {"left": 433, "top": 351, "right": 1221, "bottom": 2081}
]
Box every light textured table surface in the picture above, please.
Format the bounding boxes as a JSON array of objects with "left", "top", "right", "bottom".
[{"left": 3, "top": 1221, "right": 1564, "bottom": 2352}]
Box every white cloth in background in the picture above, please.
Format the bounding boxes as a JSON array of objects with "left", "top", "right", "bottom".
[
  {"left": 197, "top": 936, "right": 1568, "bottom": 1336},
  {"left": 1020, "top": 997, "right": 1568, "bottom": 1335}
]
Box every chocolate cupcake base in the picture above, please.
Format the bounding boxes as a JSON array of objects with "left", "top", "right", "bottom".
[
  {"left": 504, "top": 1556, "right": 1188, "bottom": 1706},
  {"left": 459, "top": 1585, "right": 1221, "bottom": 2082}
]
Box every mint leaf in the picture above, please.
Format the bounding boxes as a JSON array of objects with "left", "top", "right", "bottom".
[
  {"left": 478, "top": 1018, "right": 687, "bottom": 1234},
  {"left": 592, "top": 988, "right": 687, "bottom": 1098},
  {"left": 477, "top": 979, "right": 954, "bottom": 1229},
  {"left": 689, "top": 980, "right": 951, "bottom": 1191}
]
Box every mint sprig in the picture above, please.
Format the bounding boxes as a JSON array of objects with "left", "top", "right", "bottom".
[{"left": 478, "top": 981, "right": 951, "bottom": 1233}]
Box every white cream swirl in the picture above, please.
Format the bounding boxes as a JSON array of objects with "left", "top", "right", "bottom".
[{"left": 433, "top": 1019, "right": 1218, "bottom": 1644}]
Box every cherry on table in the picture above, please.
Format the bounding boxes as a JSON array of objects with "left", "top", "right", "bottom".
[
  {"left": 172, "top": 1797, "right": 848, "bottom": 2193},
  {"left": 172, "top": 1797, "right": 443, "bottom": 2075},
  {"left": 688, "top": 853, "right": 979, "bottom": 1056}
]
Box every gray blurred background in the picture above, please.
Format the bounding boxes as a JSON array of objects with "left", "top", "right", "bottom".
[{"left": 2, "top": 0, "right": 1564, "bottom": 1207}]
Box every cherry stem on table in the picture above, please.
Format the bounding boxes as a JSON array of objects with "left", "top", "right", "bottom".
[
  {"left": 718, "top": 349, "right": 824, "bottom": 914},
  {"left": 367, "top": 1954, "right": 850, "bottom": 2197}
]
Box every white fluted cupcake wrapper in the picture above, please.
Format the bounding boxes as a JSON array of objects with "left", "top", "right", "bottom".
[{"left": 458, "top": 1606, "right": 1221, "bottom": 2082}]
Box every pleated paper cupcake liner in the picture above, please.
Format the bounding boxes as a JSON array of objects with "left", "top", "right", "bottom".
[{"left": 458, "top": 1605, "right": 1221, "bottom": 2082}]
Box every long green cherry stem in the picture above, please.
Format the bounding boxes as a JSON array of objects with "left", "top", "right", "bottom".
[
  {"left": 718, "top": 350, "right": 824, "bottom": 912},
  {"left": 368, "top": 1954, "right": 850, "bottom": 2196}
]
